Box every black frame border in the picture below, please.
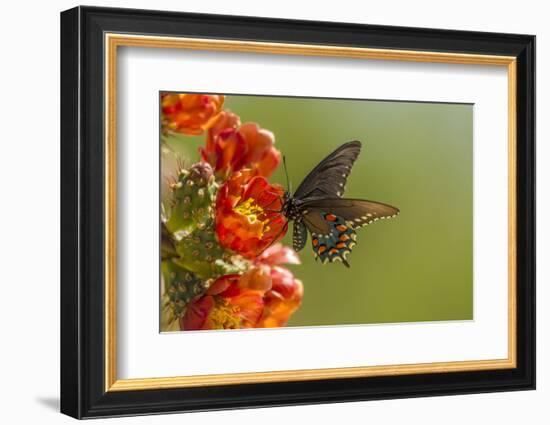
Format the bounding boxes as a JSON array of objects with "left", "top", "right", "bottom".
[{"left": 60, "top": 6, "right": 535, "bottom": 419}]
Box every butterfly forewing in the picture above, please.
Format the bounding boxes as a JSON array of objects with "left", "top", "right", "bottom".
[
  {"left": 303, "top": 198, "right": 399, "bottom": 229},
  {"left": 294, "top": 141, "right": 361, "bottom": 200},
  {"left": 298, "top": 199, "right": 399, "bottom": 266}
]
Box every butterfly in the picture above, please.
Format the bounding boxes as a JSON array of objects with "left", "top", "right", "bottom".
[{"left": 281, "top": 141, "right": 399, "bottom": 267}]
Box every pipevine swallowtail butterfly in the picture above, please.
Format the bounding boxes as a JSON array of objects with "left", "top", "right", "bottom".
[{"left": 280, "top": 141, "right": 399, "bottom": 267}]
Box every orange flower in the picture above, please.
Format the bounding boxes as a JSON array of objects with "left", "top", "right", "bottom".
[
  {"left": 200, "top": 120, "right": 281, "bottom": 179},
  {"left": 181, "top": 245, "right": 303, "bottom": 330},
  {"left": 181, "top": 269, "right": 271, "bottom": 330},
  {"left": 258, "top": 267, "right": 303, "bottom": 327},
  {"left": 215, "top": 170, "right": 287, "bottom": 258},
  {"left": 256, "top": 243, "right": 301, "bottom": 267},
  {"left": 206, "top": 110, "right": 241, "bottom": 142},
  {"left": 161, "top": 93, "right": 224, "bottom": 135},
  {"left": 255, "top": 244, "right": 304, "bottom": 328}
]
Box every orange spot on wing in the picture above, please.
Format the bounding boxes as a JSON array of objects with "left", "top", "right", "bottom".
[
  {"left": 336, "top": 242, "right": 346, "bottom": 249},
  {"left": 329, "top": 248, "right": 338, "bottom": 255},
  {"left": 318, "top": 245, "right": 327, "bottom": 254},
  {"left": 325, "top": 214, "right": 337, "bottom": 222},
  {"left": 339, "top": 234, "right": 350, "bottom": 241},
  {"left": 336, "top": 224, "right": 347, "bottom": 232},
  {"left": 312, "top": 238, "right": 319, "bottom": 247}
]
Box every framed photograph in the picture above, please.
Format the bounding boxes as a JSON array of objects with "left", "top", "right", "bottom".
[{"left": 60, "top": 6, "right": 535, "bottom": 419}]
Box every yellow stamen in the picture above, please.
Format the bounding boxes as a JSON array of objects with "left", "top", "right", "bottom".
[
  {"left": 209, "top": 297, "right": 241, "bottom": 329},
  {"left": 234, "top": 198, "right": 265, "bottom": 223},
  {"left": 234, "top": 197, "right": 273, "bottom": 239}
]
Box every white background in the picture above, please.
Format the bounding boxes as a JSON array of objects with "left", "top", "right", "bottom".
[
  {"left": 119, "top": 48, "right": 509, "bottom": 378},
  {"left": 0, "top": 0, "right": 546, "bottom": 424}
]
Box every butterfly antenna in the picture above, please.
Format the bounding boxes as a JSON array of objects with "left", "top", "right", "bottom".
[{"left": 283, "top": 155, "right": 292, "bottom": 194}]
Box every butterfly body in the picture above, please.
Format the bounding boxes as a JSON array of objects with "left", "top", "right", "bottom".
[
  {"left": 281, "top": 195, "right": 305, "bottom": 221},
  {"left": 281, "top": 141, "right": 399, "bottom": 267}
]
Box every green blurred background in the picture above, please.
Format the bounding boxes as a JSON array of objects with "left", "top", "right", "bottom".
[{"left": 163, "top": 94, "right": 473, "bottom": 326}]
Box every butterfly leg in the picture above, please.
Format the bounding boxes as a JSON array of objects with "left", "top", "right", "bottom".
[
  {"left": 262, "top": 196, "right": 285, "bottom": 212},
  {"left": 256, "top": 220, "right": 289, "bottom": 256}
]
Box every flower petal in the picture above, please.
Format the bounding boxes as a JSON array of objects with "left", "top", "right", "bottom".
[
  {"left": 162, "top": 93, "right": 224, "bottom": 135},
  {"left": 257, "top": 243, "right": 301, "bottom": 266},
  {"left": 215, "top": 172, "right": 287, "bottom": 258},
  {"left": 181, "top": 295, "right": 215, "bottom": 330},
  {"left": 239, "top": 266, "right": 272, "bottom": 292}
]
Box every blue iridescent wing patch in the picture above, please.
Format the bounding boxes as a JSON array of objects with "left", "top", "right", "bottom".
[{"left": 306, "top": 212, "right": 356, "bottom": 267}]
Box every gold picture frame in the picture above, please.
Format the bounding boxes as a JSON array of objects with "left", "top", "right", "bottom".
[{"left": 105, "top": 34, "right": 517, "bottom": 392}]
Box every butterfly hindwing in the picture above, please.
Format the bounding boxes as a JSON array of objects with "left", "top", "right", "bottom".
[
  {"left": 293, "top": 141, "right": 361, "bottom": 200},
  {"left": 305, "top": 211, "right": 356, "bottom": 267}
]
